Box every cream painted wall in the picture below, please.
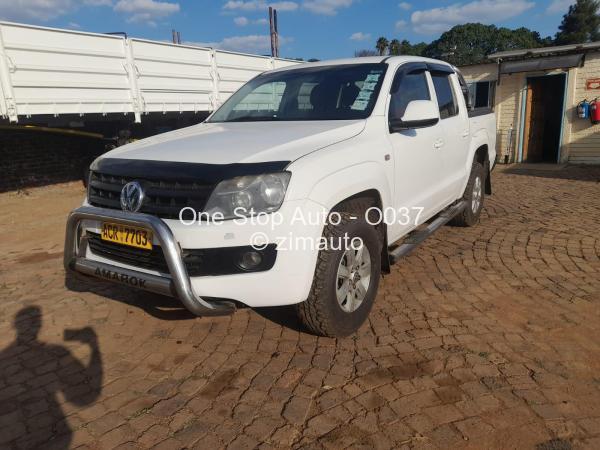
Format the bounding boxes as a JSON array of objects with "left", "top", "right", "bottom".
[{"left": 460, "top": 52, "right": 600, "bottom": 164}]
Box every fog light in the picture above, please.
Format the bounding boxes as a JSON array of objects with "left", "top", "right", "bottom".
[{"left": 238, "top": 250, "right": 263, "bottom": 270}]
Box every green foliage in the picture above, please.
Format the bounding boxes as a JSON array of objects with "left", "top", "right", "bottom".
[
  {"left": 362, "top": 0, "right": 595, "bottom": 64},
  {"left": 375, "top": 37, "right": 389, "bottom": 56},
  {"left": 422, "top": 23, "right": 552, "bottom": 65},
  {"left": 555, "top": 0, "right": 600, "bottom": 44},
  {"left": 354, "top": 49, "right": 378, "bottom": 57},
  {"left": 399, "top": 39, "right": 428, "bottom": 56},
  {"left": 371, "top": 23, "right": 551, "bottom": 65}
]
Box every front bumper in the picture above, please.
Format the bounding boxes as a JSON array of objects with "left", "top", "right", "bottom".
[{"left": 64, "top": 206, "right": 236, "bottom": 316}]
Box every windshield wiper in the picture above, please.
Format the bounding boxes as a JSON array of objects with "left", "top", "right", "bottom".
[{"left": 226, "top": 115, "right": 279, "bottom": 122}]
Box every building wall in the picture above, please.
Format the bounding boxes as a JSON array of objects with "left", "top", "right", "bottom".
[
  {"left": 566, "top": 52, "right": 600, "bottom": 164},
  {"left": 495, "top": 73, "right": 525, "bottom": 163},
  {"left": 460, "top": 52, "right": 600, "bottom": 164},
  {"left": 460, "top": 63, "right": 524, "bottom": 162}
]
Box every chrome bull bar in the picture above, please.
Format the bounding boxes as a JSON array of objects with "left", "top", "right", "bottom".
[{"left": 64, "top": 206, "right": 235, "bottom": 316}]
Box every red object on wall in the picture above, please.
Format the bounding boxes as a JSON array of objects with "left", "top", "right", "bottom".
[
  {"left": 590, "top": 98, "right": 600, "bottom": 124},
  {"left": 586, "top": 78, "right": 600, "bottom": 90}
]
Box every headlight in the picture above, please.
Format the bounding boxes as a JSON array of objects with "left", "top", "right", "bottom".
[{"left": 204, "top": 172, "right": 291, "bottom": 219}]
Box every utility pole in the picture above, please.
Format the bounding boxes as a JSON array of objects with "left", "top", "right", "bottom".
[
  {"left": 172, "top": 29, "right": 181, "bottom": 44},
  {"left": 269, "top": 7, "right": 279, "bottom": 58}
]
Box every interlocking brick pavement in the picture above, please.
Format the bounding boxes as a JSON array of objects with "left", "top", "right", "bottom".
[{"left": 1, "top": 165, "right": 600, "bottom": 449}]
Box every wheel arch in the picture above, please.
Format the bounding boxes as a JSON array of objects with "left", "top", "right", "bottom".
[
  {"left": 472, "top": 143, "right": 492, "bottom": 195},
  {"left": 331, "top": 188, "right": 391, "bottom": 275}
]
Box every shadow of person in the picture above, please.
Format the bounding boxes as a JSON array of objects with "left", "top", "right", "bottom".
[{"left": 0, "top": 306, "right": 103, "bottom": 449}]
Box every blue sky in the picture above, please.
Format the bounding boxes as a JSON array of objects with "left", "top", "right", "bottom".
[{"left": 0, "top": 0, "right": 576, "bottom": 59}]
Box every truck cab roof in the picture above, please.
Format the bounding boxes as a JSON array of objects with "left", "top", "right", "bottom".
[{"left": 269, "top": 55, "right": 456, "bottom": 72}]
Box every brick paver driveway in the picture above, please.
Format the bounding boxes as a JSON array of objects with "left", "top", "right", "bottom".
[{"left": 1, "top": 165, "right": 600, "bottom": 450}]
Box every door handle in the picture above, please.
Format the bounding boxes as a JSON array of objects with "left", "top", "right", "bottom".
[
  {"left": 462, "top": 130, "right": 470, "bottom": 138},
  {"left": 433, "top": 139, "right": 444, "bottom": 149}
]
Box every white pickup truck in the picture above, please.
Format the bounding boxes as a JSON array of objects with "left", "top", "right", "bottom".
[{"left": 65, "top": 56, "right": 496, "bottom": 337}]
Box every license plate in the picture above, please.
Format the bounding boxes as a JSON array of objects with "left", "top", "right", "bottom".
[{"left": 101, "top": 223, "right": 153, "bottom": 250}]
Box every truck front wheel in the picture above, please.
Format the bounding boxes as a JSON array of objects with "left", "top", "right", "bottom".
[{"left": 296, "top": 200, "right": 382, "bottom": 337}]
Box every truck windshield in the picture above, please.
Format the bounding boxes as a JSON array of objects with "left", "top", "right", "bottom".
[{"left": 207, "top": 63, "right": 387, "bottom": 122}]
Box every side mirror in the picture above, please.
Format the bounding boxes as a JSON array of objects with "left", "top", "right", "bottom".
[{"left": 389, "top": 100, "right": 440, "bottom": 132}]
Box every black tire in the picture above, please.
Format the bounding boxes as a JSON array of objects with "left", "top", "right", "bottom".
[
  {"left": 451, "top": 160, "right": 485, "bottom": 227},
  {"left": 296, "top": 199, "right": 382, "bottom": 337}
]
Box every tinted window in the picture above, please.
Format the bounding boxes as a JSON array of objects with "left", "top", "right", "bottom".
[
  {"left": 389, "top": 71, "right": 430, "bottom": 120},
  {"left": 208, "top": 64, "right": 388, "bottom": 122},
  {"left": 431, "top": 73, "right": 458, "bottom": 119}
]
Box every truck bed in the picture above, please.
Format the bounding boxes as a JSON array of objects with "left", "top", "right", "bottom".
[{"left": 0, "top": 21, "right": 299, "bottom": 124}]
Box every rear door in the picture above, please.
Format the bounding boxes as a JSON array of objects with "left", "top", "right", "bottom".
[
  {"left": 430, "top": 68, "right": 470, "bottom": 201},
  {"left": 386, "top": 63, "right": 446, "bottom": 238}
]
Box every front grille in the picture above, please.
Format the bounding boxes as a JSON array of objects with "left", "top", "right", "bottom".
[
  {"left": 87, "top": 232, "right": 170, "bottom": 273},
  {"left": 86, "top": 232, "right": 277, "bottom": 276},
  {"left": 88, "top": 171, "right": 214, "bottom": 219}
]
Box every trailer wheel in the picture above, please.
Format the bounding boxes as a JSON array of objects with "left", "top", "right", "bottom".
[
  {"left": 451, "top": 160, "right": 485, "bottom": 227},
  {"left": 296, "top": 199, "right": 382, "bottom": 337}
]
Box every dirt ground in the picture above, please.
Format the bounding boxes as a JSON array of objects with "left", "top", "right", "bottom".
[{"left": 1, "top": 165, "right": 600, "bottom": 450}]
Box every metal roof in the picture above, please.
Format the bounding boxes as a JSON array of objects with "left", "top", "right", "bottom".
[{"left": 488, "top": 41, "right": 600, "bottom": 60}]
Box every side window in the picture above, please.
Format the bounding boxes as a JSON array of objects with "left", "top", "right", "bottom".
[
  {"left": 431, "top": 73, "right": 458, "bottom": 119},
  {"left": 389, "top": 70, "right": 430, "bottom": 120}
]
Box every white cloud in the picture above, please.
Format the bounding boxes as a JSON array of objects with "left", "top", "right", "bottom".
[
  {"left": 302, "top": 0, "right": 352, "bottom": 15},
  {"left": 114, "top": 0, "right": 180, "bottom": 25},
  {"left": 398, "top": 2, "right": 411, "bottom": 10},
  {"left": 234, "top": 16, "right": 250, "bottom": 25},
  {"left": 223, "top": 0, "right": 352, "bottom": 15},
  {"left": 83, "top": 0, "right": 113, "bottom": 5},
  {"left": 0, "top": 0, "right": 77, "bottom": 21},
  {"left": 233, "top": 16, "right": 269, "bottom": 26},
  {"left": 0, "top": 0, "right": 115, "bottom": 22},
  {"left": 349, "top": 31, "right": 370, "bottom": 41},
  {"left": 223, "top": 1, "right": 298, "bottom": 12},
  {"left": 546, "top": 0, "right": 574, "bottom": 14},
  {"left": 395, "top": 19, "right": 407, "bottom": 30},
  {"left": 189, "top": 34, "right": 292, "bottom": 54},
  {"left": 411, "top": 0, "right": 535, "bottom": 34}
]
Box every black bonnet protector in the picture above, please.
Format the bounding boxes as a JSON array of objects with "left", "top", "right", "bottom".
[{"left": 90, "top": 158, "right": 291, "bottom": 183}]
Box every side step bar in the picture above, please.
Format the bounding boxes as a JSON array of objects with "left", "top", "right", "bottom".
[{"left": 388, "top": 200, "right": 467, "bottom": 265}]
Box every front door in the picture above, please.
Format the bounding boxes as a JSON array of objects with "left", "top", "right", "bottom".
[
  {"left": 386, "top": 64, "right": 445, "bottom": 239},
  {"left": 523, "top": 75, "right": 566, "bottom": 163}
]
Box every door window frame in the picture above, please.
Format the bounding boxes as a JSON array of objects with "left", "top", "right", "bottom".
[{"left": 430, "top": 71, "right": 460, "bottom": 120}]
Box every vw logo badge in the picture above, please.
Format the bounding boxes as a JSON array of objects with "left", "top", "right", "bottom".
[{"left": 120, "top": 181, "right": 144, "bottom": 213}]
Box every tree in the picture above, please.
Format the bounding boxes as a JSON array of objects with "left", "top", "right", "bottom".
[
  {"left": 555, "top": 0, "right": 600, "bottom": 44},
  {"left": 389, "top": 39, "right": 401, "bottom": 55},
  {"left": 422, "top": 23, "right": 552, "bottom": 66},
  {"left": 375, "top": 37, "right": 389, "bottom": 56},
  {"left": 354, "top": 49, "right": 378, "bottom": 57},
  {"left": 399, "top": 39, "right": 427, "bottom": 56}
]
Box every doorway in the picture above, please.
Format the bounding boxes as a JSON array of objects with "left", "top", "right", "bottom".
[{"left": 522, "top": 74, "right": 566, "bottom": 162}]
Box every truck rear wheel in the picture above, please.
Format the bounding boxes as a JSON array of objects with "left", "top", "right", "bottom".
[
  {"left": 296, "top": 200, "right": 382, "bottom": 337},
  {"left": 451, "top": 160, "right": 485, "bottom": 227}
]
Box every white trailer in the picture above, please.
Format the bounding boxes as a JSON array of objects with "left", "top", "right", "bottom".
[{"left": 0, "top": 21, "right": 300, "bottom": 124}]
